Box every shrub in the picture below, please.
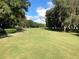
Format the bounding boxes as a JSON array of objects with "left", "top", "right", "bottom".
[
  {"left": 5, "top": 29, "right": 17, "bottom": 34},
  {"left": 0, "top": 28, "right": 7, "bottom": 38},
  {"left": 15, "top": 26, "right": 24, "bottom": 32}
]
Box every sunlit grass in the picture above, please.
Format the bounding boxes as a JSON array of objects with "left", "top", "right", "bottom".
[{"left": 0, "top": 28, "right": 79, "bottom": 59}]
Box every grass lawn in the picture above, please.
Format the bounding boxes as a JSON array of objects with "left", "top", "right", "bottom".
[{"left": 0, "top": 28, "right": 79, "bottom": 59}]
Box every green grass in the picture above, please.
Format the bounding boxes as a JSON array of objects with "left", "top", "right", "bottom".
[{"left": 0, "top": 28, "right": 79, "bottom": 59}]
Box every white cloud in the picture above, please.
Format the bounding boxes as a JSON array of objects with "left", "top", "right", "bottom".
[
  {"left": 36, "top": 7, "right": 46, "bottom": 17},
  {"left": 48, "top": 1, "right": 55, "bottom": 8},
  {"left": 33, "top": 16, "right": 46, "bottom": 24},
  {"left": 26, "top": 15, "right": 45, "bottom": 24},
  {"left": 26, "top": 15, "right": 33, "bottom": 20},
  {"left": 47, "top": 1, "right": 55, "bottom": 10},
  {"left": 26, "top": 7, "right": 46, "bottom": 24},
  {"left": 26, "top": 1, "right": 55, "bottom": 24}
]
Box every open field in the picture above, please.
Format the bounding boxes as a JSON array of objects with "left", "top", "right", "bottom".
[{"left": 0, "top": 28, "right": 79, "bottom": 59}]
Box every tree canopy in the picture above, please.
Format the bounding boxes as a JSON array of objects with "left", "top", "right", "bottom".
[
  {"left": 46, "top": 0, "right": 79, "bottom": 32},
  {"left": 0, "top": 0, "right": 30, "bottom": 29},
  {"left": 26, "top": 20, "right": 45, "bottom": 28}
]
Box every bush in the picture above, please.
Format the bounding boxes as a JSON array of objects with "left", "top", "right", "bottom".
[
  {"left": 0, "top": 28, "right": 7, "bottom": 38},
  {"left": 5, "top": 29, "right": 17, "bottom": 34},
  {"left": 16, "top": 27, "right": 24, "bottom": 32},
  {"left": 15, "top": 26, "right": 24, "bottom": 32}
]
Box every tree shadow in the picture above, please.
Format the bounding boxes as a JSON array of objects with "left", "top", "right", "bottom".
[
  {"left": 44, "top": 28, "right": 64, "bottom": 32},
  {"left": 0, "top": 29, "right": 12, "bottom": 39},
  {"left": 70, "top": 30, "right": 79, "bottom": 37},
  {"left": 0, "top": 35, "right": 12, "bottom": 39},
  {"left": 72, "top": 33, "right": 79, "bottom": 37},
  {"left": 44, "top": 28, "right": 79, "bottom": 37}
]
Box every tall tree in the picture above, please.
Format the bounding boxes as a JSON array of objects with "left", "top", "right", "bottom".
[
  {"left": 0, "top": 0, "right": 30, "bottom": 29},
  {"left": 46, "top": 0, "right": 79, "bottom": 31},
  {"left": 46, "top": 0, "right": 70, "bottom": 30}
]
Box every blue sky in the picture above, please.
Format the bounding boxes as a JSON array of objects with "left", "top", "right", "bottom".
[
  {"left": 27, "top": 0, "right": 50, "bottom": 16},
  {"left": 26, "top": 0, "right": 54, "bottom": 23}
]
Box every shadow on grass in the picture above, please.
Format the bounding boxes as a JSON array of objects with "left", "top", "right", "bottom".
[
  {"left": 0, "top": 35, "right": 12, "bottom": 39},
  {"left": 0, "top": 29, "right": 25, "bottom": 39},
  {"left": 44, "top": 28, "right": 79, "bottom": 37},
  {"left": 44, "top": 28, "right": 64, "bottom": 32},
  {"left": 72, "top": 33, "right": 79, "bottom": 37},
  {"left": 70, "top": 30, "right": 79, "bottom": 37}
]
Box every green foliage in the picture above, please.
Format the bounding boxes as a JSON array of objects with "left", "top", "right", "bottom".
[
  {"left": 5, "top": 29, "right": 17, "bottom": 33},
  {"left": 46, "top": 0, "right": 79, "bottom": 32},
  {"left": 15, "top": 26, "right": 24, "bottom": 32},
  {"left": 46, "top": 3, "right": 69, "bottom": 30},
  {"left": 0, "top": 28, "right": 7, "bottom": 38},
  {"left": 26, "top": 20, "right": 45, "bottom": 28},
  {"left": 0, "top": 0, "right": 30, "bottom": 29}
]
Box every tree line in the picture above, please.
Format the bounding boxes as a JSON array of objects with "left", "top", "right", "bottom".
[
  {"left": 26, "top": 20, "right": 45, "bottom": 28},
  {"left": 46, "top": 0, "right": 79, "bottom": 32}
]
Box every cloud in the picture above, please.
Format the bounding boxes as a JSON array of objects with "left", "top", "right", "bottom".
[
  {"left": 26, "top": 7, "right": 46, "bottom": 24},
  {"left": 26, "top": 1, "right": 54, "bottom": 24},
  {"left": 33, "top": 16, "right": 46, "bottom": 24},
  {"left": 47, "top": 1, "right": 55, "bottom": 8},
  {"left": 36, "top": 7, "right": 46, "bottom": 17},
  {"left": 26, "top": 15, "right": 34, "bottom": 20},
  {"left": 47, "top": 1, "right": 55, "bottom": 10},
  {"left": 26, "top": 15, "right": 45, "bottom": 24}
]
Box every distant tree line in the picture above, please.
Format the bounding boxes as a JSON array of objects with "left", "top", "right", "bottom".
[
  {"left": 46, "top": 0, "right": 79, "bottom": 32},
  {"left": 26, "top": 20, "right": 45, "bottom": 28}
]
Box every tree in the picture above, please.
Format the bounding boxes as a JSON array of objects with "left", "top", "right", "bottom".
[
  {"left": 0, "top": 0, "right": 30, "bottom": 29},
  {"left": 0, "top": 0, "right": 12, "bottom": 28},
  {"left": 46, "top": 0, "right": 70, "bottom": 30},
  {"left": 46, "top": 0, "right": 79, "bottom": 32}
]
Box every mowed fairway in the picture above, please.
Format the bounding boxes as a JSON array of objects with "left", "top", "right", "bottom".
[{"left": 0, "top": 28, "right": 79, "bottom": 59}]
